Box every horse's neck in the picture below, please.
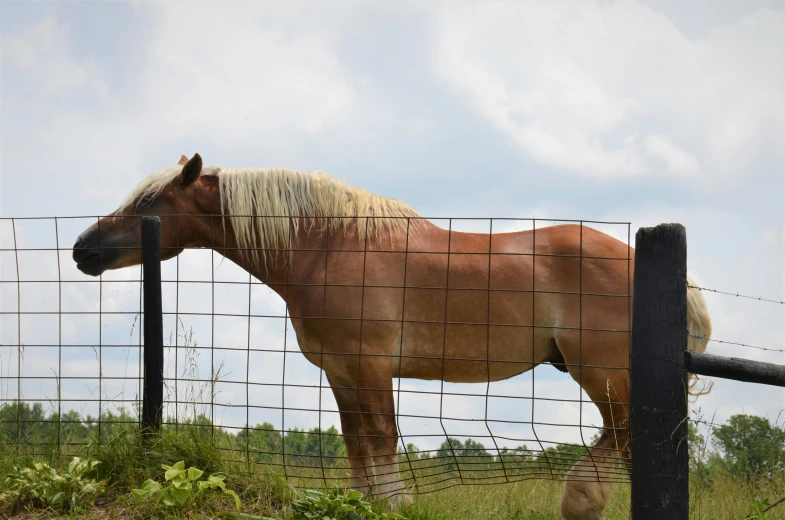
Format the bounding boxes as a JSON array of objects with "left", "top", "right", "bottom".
[{"left": 208, "top": 215, "right": 329, "bottom": 292}]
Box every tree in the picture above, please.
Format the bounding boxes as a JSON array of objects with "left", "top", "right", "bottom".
[
  {"left": 533, "top": 443, "right": 589, "bottom": 475},
  {"left": 497, "top": 445, "right": 531, "bottom": 470},
  {"left": 436, "top": 437, "right": 464, "bottom": 466},
  {"left": 712, "top": 414, "right": 785, "bottom": 479},
  {"left": 462, "top": 439, "right": 491, "bottom": 458},
  {"left": 0, "top": 402, "right": 55, "bottom": 443},
  {"left": 281, "top": 426, "right": 347, "bottom": 467},
  {"left": 235, "top": 422, "right": 283, "bottom": 463},
  {"left": 436, "top": 438, "right": 494, "bottom": 472}
]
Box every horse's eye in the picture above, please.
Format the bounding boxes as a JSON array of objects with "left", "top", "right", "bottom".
[{"left": 138, "top": 194, "right": 154, "bottom": 207}]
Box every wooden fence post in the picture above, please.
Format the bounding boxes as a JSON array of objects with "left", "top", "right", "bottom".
[
  {"left": 630, "top": 223, "right": 689, "bottom": 520},
  {"left": 141, "top": 216, "right": 164, "bottom": 431}
]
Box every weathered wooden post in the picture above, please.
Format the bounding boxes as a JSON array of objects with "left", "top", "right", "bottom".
[
  {"left": 630, "top": 223, "right": 689, "bottom": 519},
  {"left": 141, "top": 216, "right": 164, "bottom": 431}
]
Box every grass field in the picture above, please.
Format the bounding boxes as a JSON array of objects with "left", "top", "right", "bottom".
[{"left": 1, "top": 422, "right": 783, "bottom": 519}]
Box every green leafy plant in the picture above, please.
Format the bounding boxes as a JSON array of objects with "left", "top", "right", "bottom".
[
  {"left": 0, "top": 456, "right": 106, "bottom": 512},
  {"left": 290, "top": 488, "right": 406, "bottom": 520},
  {"left": 132, "top": 460, "right": 241, "bottom": 510}
]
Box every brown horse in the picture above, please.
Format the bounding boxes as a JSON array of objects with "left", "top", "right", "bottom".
[{"left": 73, "top": 154, "right": 712, "bottom": 520}]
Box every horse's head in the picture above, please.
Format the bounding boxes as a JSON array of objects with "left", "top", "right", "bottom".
[{"left": 73, "top": 153, "right": 217, "bottom": 276}]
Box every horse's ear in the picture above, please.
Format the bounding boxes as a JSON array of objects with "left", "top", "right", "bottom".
[
  {"left": 178, "top": 154, "right": 189, "bottom": 166},
  {"left": 180, "top": 153, "right": 202, "bottom": 186}
]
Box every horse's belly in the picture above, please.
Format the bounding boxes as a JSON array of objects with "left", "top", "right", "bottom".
[{"left": 396, "top": 322, "right": 553, "bottom": 382}]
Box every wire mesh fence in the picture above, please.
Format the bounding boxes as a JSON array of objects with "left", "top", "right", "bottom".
[{"left": 0, "top": 215, "right": 635, "bottom": 496}]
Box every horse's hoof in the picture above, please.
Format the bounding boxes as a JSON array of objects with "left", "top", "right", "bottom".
[{"left": 388, "top": 491, "right": 413, "bottom": 510}]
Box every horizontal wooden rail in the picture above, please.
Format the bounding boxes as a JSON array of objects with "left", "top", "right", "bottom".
[{"left": 685, "top": 351, "right": 785, "bottom": 388}]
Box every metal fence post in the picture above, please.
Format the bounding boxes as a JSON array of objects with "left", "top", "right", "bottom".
[
  {"left": 630, "top": 223, "right": 689, "bottom": 520},
  {"left": 142, "top": 216, "right": 164, "bottom": 431}
]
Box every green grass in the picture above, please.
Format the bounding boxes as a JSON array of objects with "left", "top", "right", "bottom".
[
  {"left": 401, "top": 473, "right": 785, "bottom": 520},
  {"left": 1, "top": 423, "right": 783, "bottom": 519}
]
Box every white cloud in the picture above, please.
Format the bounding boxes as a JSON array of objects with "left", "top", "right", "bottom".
[
  {"left": 0, "top": 3, "right": 362, "bottom": 213},
  {"left": 1, "top": 17, "right": 109, "bottom": 100},
  {"left": 433, "top": 1, "right": 785, "bottom": 179},
  {"left": 131, "top": 3, "right": 358, "bottom": 143},
  {"left": 644, "top": 135, "right": 701, "bottom": 176}
]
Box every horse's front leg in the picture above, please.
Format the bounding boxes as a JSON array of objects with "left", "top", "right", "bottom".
[
  {"left": 327, "top": 373, "right": 372, "bottom": 495},
  {"left": 327, "top": 357, "right": 412, "bottom": 508},
  {"left": 356, "top": 357, "right": 410, "bottom": 508}
]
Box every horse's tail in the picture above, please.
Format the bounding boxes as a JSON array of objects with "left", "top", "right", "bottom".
[{"left": 686, "top": 274, "right": 713, "bottom": 398}]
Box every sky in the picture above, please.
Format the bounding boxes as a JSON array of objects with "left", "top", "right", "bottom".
[{"left": 0, "top": 0, "right": 783, "bottom": 456}]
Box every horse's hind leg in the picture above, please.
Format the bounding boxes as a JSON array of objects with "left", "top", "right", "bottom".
[
  {"left": 560, "top": 429, "right": 626, "bottom": 520},
  {"left": 556, "top": 333, "right": 630, "bottom": 520}
]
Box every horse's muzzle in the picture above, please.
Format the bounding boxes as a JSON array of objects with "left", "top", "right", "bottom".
[{"left": 73, "top": 230, "right": 126, "bottom": 276}]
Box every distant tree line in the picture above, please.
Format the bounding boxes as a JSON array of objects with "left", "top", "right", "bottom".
[
  {"left": 0, "top": 403, "right": 346, "bottom": 468},
  {"left": 2, "top": 403, "right": 783, "bottom": 481}
]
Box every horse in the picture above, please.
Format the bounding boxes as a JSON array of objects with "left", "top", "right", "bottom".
[{"left": 73, "top": 154, "right": 712, "bottom": 520}]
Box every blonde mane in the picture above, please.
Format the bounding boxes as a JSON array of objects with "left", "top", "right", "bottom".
[{"left": 119, "top": 164, "right": 421, "bottom": 267}]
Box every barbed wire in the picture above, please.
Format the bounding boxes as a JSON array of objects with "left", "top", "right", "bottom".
[
  {"left": 687, "top": 417, "right": 723, "bottom": 430},
  {"left": 689, "top": 410, "right": 785, "bottom": 433},
  {"left": 686, "top": 283, "right": 784, "bottom": 354},
  {"left": 687, "top": 284, "right": 784, "bottom": 306},
  {"left": 688, "top": 333, "right": 785, "bottom": 354}
]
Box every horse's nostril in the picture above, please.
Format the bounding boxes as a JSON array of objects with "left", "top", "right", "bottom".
[
  {"left": 75, "top": 232, "right": 91, "bottom": 249},
  {"left": 72, "top": 234, "right": 97, "bottom": 263}
]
